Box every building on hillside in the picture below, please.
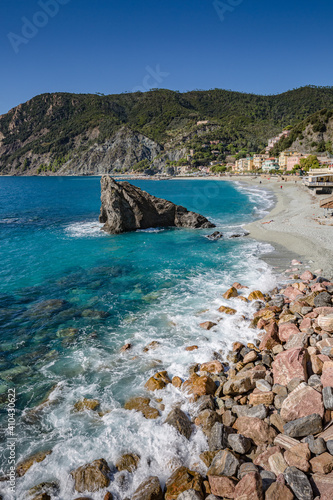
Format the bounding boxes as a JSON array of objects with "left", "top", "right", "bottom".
[
  {"left": 266, "top": 130, "right": 291, "bottom": 153},
  {"left": 253, "top": 154, "right": 269, "bottom": 170},
  {"left": 286, "top": 155, "right": 308, "bottom": 171},
  {"left": 197, "top": 120, "right": 209, "bottom": 126},
  {"left": 278, "top": 151, "right": 299, "bottom": 170},
  {"left": 262, "top": 158, "right": 279, "bottom": 172}
]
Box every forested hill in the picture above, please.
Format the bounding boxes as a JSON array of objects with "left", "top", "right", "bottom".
[{"left": 2, "top": 85, "right": 333, "bottom": 175}]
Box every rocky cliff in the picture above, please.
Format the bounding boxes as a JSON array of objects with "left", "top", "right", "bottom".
[{"left": 99, "top": 175, "right": 215, "bottom": 233}]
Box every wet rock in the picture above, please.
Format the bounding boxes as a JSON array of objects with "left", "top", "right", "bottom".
[
  {"left": 183, "top": 374, "right": 216, "bottom": 399},
  {"left": 199, "top": 321, "right": 217, "bottom": 330},
  {"left": 99, "top": 176, "right": 215, "bottom": 233},
  {"left": 206, "top": 231, "right": 223, "bottom": 240},
  {"left": 223, "top": 287, "right": 239, "bottom": 299},
  {"left": 229, "top": 230, "right": 250, "bottom": 238},
  {"left": 265, "top": 481, "right": 294, "bottom": 500},
  {"left": 165, "top": 466, "right": 204, "bottom": 500},
  {"left": 124, "top": 397, "right": 159, "bottom": 419},
  {"left": 165, "top": 408, "right": 192, "bottom": 439},
  {"left": 192, "top": 395, "right": 215, "bottom": 416},
  {"left": 207, "top": 449, "right": 239, "bottom": 477},
  {"left": 28, "top": 481, "right": 59, "bottom": 497},
  {"left": 272, "top": 348, "right": 307, "bottom": 386},
  {"left": 199, "top": 451, "right": 219, "bottom": 467},
  {"left": 283, "top": 413, "right": 323, "bottom": 438},
  {"left": 81, "top": 309, "right": 109, "bottom": 319},
  {"left": 217, "top": 305, "right": 237, "bottom": 315},
  {"left": 233, "top": 416, "right": 277, "bottom": 445},
  {"left": 200, "top": 361, "right": 223, "bottom": 374},
  {"left": 73, "top": 398, "right": 100, "bottom": 412},
  {"left": 142, "top": 341, "right": 160, "bottom": 353},
  {"left": 280, "top": 383, "right": 324, "bottom": 422},
  {"left": 120, "top": 343, "right": 132, "bottom": 352},
  {"left": 104, "top": 493, "right": 113, "bottom": 500},
  {"left": 228, "top": 433, "right": 251, "bottom": 454},
  {"left": 172, "top": 376, "right": 183, "bottom": 388},
  {"left": 195, "top": 409, "right": 220, "bottom": 432},
  {"left": 31, "top": 494, "right": 51, "bottom": 500},
  {"left": 248, "top": 290, "right": 265, "bottom": 301},
  {"left": 207, "top": 422, "right": 225, "bottom": 451},
  {"left": 16, "top": 450, "right": 52, "bottom": 477},
  {"left": 310, "top": 452, "right": 333, "bottom": 474},
  {"left": 207, "top": 476, "right": 236, "bottom": 498},
  {"left": 145, "top": 371, "right": 171, "bottom": 391},
  {"left": 71, "top": 459, "right": 111, "bottom": 493},
  {"left": 284, "top": 466, "right": 313, "bottom": 500},
  {"left": 115, "top": 453, "right": 140, "bottom": 472},
  {"left": 132, "top": 476, "right": 163, "bottom": 500},
  {"left": 234, "top": 472, "right": 263, "bottom": 500}
]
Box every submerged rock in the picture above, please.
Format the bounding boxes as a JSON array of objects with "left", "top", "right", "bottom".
[
  {"left": 206, "top": 231, "right": 223, "bottom": 240},
  {"left": 16, "top": 450, "right": 52, "bottom": 477},
  {"left": 164, "top": 408, "right": 193, "bottom": 439},
  {"left": 99, "top": 176, "right": 215, "bottom": 234}
]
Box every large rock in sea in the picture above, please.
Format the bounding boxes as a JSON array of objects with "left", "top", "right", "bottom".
[{"left": 99, "top": 176, "right": 215, "bottom": 234}]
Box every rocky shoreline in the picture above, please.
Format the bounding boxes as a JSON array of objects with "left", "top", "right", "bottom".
[{"left": 10, "top": 261, "right": 333, "bottom": 500}]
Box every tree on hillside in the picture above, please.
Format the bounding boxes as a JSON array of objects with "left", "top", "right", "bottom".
[{"left": 299, "top": 155, "right": 320, "bottom": 171}]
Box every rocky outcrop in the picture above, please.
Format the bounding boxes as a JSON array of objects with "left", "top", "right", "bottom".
[{"left": 99, "top": 176, "right": 215, "bottom": 234}]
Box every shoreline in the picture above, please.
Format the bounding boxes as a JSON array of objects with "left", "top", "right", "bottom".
[{"left": 233, "top": 177, "right": 333, "bottom": 279}]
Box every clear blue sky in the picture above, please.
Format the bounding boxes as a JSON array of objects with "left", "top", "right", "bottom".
[{"left": 1, "top": 0, "right": 333, "bottom": 114}]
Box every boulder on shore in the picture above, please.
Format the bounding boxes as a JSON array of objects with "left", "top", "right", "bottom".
[{"left": 99, "top": 176, "right": 215, "bottom": 234}]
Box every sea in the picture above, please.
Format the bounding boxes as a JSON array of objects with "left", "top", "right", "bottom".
[{"left": 0, "top": 177, "right": 277, "bottom": 499}]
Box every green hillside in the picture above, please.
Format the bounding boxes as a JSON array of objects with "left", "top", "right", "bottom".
[{"left": 2, "top": 85, "right": 333, "bottom": 174}]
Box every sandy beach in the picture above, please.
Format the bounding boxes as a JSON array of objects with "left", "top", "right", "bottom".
[{"left": 235, "top": 176, "right": 333, "bottom": 276}]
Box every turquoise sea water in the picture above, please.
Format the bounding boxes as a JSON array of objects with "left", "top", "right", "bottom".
[{"left": 0, "top": 177, "right": 276, "bottom": 499}]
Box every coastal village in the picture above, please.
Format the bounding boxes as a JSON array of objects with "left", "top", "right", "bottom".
[{"left": 174, "top": 128, "right": 333, "bottom": 177}]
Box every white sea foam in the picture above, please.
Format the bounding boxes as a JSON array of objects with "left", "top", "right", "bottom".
[
  {"left": 0, "top": 237, "right": 281, "bottom": 500},
  {"left": 233, "top": 181, "right": 275, "bottom": 218},
  {"left": 65, "top": 221, "right": 106, "bottom": 238}
]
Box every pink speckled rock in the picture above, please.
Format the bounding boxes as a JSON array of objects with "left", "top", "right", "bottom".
[
  {"left": 283, "top": 286, "right": 304, "bottom": 301},
  {"left": 272, "top": 348, "right": 307, "bottom": 386},
  {"left": 278, "top": 323, "right": 300, "bottom": 342},
  {"left": 280, "top": 382, "right": 324, "bottom": 421},
  {"left": 300, "top": 271, "right": 314, "bottom": 280},
  {"left": 321, "top": 367, "right": 333, "bottom": 388}
]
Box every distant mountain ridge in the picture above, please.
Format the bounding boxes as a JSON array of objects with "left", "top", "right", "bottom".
[{"left": 2, "top": 86, "right": 333, "bottom": 175}]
